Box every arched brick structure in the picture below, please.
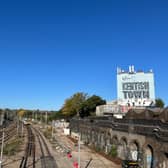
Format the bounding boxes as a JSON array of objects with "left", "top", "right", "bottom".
[{"left": 119, "top": 137, "right": 128, "bottom": 160}]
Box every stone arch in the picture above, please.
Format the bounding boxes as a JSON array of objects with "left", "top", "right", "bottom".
[
  {"left": 91, "top": 129, "right": 95, "bottom": 144},
  {"left": 105, "top": 132, "right": 111, "bottom": 154},
  {"left": 97, "top": 131, "right": 101, "bottom": 145},
  {"left": 144, "top": 145, "right": 154, "bottom": 168},
  {"left": 80, "top": 129, "right": 84, "bottom": 141},
  {"left": 83, "top": 130, "right": 88, "bottom": 143},
  {"left": 164, "top": 153, "right": 168, "bottom": 158},
  {"left": 112, "top": 135, "right": 119, "bottom": 146},
  {"left": 129, "top": 140, "right": 140, "bottom": 161},
  {"left": 86, "top": 130, "right": 90, "bottom": 144},
  {"left": 106, "top": 132, "right": 111, "bottom": 145},
  {"left": 100, "top": 131, "right": 105, "bottom": 150},
  {"left": 161, "top": 153, "right": 168, "bottom": 168},
  {"left": 94, "top": 130, "right": 99, "bottom": 146},
  {"left": 119, "top": 137, "right": 128, "bottom": 160}
]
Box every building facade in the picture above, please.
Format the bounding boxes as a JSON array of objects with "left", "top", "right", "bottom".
[
  {"left": 96, "top": 66, "right": 156, "bottom": 116},
  {"left": 117, "top": 66, "right": 155, "bottom": 107}
]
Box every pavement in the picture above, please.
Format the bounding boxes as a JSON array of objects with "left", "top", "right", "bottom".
[{"left": 45, "top": 128, "right": 121, "bottom": 168}]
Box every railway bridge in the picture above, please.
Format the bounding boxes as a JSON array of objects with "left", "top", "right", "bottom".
[{"left": 70, "top": 117, "right": 168, "bottom": 168}]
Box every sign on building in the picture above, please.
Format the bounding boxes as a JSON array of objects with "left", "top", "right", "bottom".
[{"left": 117, "top": 66, "right": 155, "bottom": 107}]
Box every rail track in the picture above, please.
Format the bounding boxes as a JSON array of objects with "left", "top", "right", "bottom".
[
  {"left": 0, "top": 121, "right": 17, "bottom": 144},
  {"left": 20, "top": 124, "right": 57, "bottom": 168},
  {"left": 19, "top": 125, "right": 35, "bottom": 168},
  {"left": 32, "top": 127, "right": 57, "bottom": 168}
]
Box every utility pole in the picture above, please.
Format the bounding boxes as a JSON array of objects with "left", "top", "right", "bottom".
[
  {"left": 17, "top": 118, "right": 19, "bottom": 136},
  {"left": 45, "top": 111, "right": 48, "bottom": 125},
  {"left": 51, "top": 121, "right": 54, "bottom": 139},
  {"left": 0, "top": 129, "right": 5, "bottom": 168},
  {"left": 35, "top": 111, "right": 37, "bottom": 122},
  {"left": 21, "top": 121, "right": 24, "bottom": 137},
  {"left": 78, "top": 134, "right": 81, "bottom": 168},
  {"left": 33, "top": 110, "right": 35, "bottom": 121},
  {"left": 40, "top": 112, "right": 42, "bottom": 123}
]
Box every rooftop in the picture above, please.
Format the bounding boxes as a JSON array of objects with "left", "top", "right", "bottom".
[{"left": 117, "top": 66, "right": 153, "bottom": 74}]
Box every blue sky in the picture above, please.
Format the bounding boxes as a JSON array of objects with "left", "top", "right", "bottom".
[{"left": 0, "top": 0, "right": 168, "bottom": 110}]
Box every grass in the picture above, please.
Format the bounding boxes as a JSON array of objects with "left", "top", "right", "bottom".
[
  {"left": 43, "top": 127, "right": 52, "bottom": 139},
  {"left": 3, "top": 137, "right": 23, "bottom": 156}
]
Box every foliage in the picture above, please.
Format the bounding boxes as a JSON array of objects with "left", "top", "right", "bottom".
[
  {"left": 155, "top": 98, "right": 165, "bottom": 108},
  {"left": 3, "top": 138, "right": 23, "bottom": 156},
  {"left": 108, "top": 145, "right": 118, "bottom": 158},
  {"left": 17, "top": 109, "right": 26, "bottom": 119},
  {"left": 43, "top": 128, "right": 52, "bottom": 139},
  {"left": 79, "top": 95, "right": 106, "bottom": 118},
  {"left": 95, "top": 146, "right": 101, "bottom": 152},
  {"left": 59, "top": 93, "right": 106, "bottom": 118},
  {"left": 61, "top": 92, "right": 88, "bottom": 117},
  {"left": 48, "top": 111, "right": 63, "bottom": 121}
]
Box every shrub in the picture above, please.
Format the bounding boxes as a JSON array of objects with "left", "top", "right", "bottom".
[{"left": 109, "top": 145, "right": 118, "bottom": 158}]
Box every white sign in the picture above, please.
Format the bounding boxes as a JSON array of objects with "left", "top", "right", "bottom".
[{"left": 117, "top": 70, "right": 155, "bottom": 106}]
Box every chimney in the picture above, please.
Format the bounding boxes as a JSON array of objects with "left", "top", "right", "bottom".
[
  {"left": 132, "top": 65, "right": 135, "bottom": 73},
  {"left": 129, "top": 66, "right": 132, "bottom": 73}
]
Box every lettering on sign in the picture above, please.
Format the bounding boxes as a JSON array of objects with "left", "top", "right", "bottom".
[{"left": 122, "top": 82, "right": 150, "bottom": 99}]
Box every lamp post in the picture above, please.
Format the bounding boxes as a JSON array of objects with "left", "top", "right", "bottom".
[
  {"left": 0, "top": 129, "right": 5, "bottom": 168},
  {"left": 51, "top": 121, "right": 54, "bottom": 139},
  {"left": 17, "top": 118, "right": 19, "bottom": 136},
  {"left": 78, "top": 134, "right": 81, "bottom": 168},
  {"left": 45, "top": 111, "right": 48, "bottom": 125},
  {"left": 21, "top": 121, "right": 24, "bottom": 137},
  {"left": 35, "top": 111, "right": 37, "bottom": 122}
]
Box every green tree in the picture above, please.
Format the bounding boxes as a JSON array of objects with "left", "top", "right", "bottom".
[
  {"left": 79, "top": 95, "right": 106, "bottom": 118},
  {"left": 155, "top": 98, "right": 165, "bottom": 108},
  {"left": 48, "top": 111, "right": 62, "bottom": 121},
  {"left": 61, "top": 92, "right": 88, "bottom": 117}
]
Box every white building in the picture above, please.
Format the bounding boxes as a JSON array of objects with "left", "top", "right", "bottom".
[
  {"left": 117, "top": 66, "right": 155, "bottom": 107},
  {"left": 96, "top": 66, "right": 155, "bottom": 117}
]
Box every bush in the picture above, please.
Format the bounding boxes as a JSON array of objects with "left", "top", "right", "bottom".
[
  {"left": 109, "top": 145, "right": 118, "bottom": 158},
  {"left": 3, "top": 138, "right": 23, "bottom": 156},
  {"left": 95, "top": 146, "right": 101, "bottom": 152},
  {"left": 43, "top": 129, "right": 52, "bottom": 139}
]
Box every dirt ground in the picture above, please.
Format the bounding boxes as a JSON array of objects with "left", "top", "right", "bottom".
[{"left": 2, "top": 124, "right": 121, "bottom": 168}]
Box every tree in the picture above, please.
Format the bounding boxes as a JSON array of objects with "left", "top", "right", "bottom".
[
  {"left": 79, "top": 95, "right": 106, "bottom": 118},
  {"left": 61, "top": 92, "right": 88, "bottom": 117},
  {"left": 155, "top": 98, "right": 165, "bottom": 108},
  {"left": 48, "top": 111, "right": 62, "bottom": 121},
  {"left": 17, "top": 109, "right": 26, "bottom": 119}
]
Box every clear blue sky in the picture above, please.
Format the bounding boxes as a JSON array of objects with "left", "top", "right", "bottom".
[{"left": 0, "top": 0, "right": 168, "bottom": 110}]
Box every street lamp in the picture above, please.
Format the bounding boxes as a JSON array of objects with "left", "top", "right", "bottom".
[
  {"left": 0, "top": 129, "right": 5, "bottom": 168},
  {"left": 51, "top": 120, "right": 54, "bottom": 139},
  {"left": 78, "top": 134, "right": 81, "bottom": 168}
]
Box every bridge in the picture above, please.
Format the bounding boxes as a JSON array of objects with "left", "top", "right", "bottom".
[{"left": 70, "top": 116, "right": 168, "bottom": 168}]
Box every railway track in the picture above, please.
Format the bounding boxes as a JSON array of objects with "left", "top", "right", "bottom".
[
  {"left": 19, "top": 125, "right": 35, "bottom": 168},
  {"left": 20, "top": 124, "right": 57, "bottom": 168},
  {"left": 32, "top": 127, "right": 57, "bottom": 168},
  {"left": 0, "top": 122, "right": 17, "bottom": 144}
]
